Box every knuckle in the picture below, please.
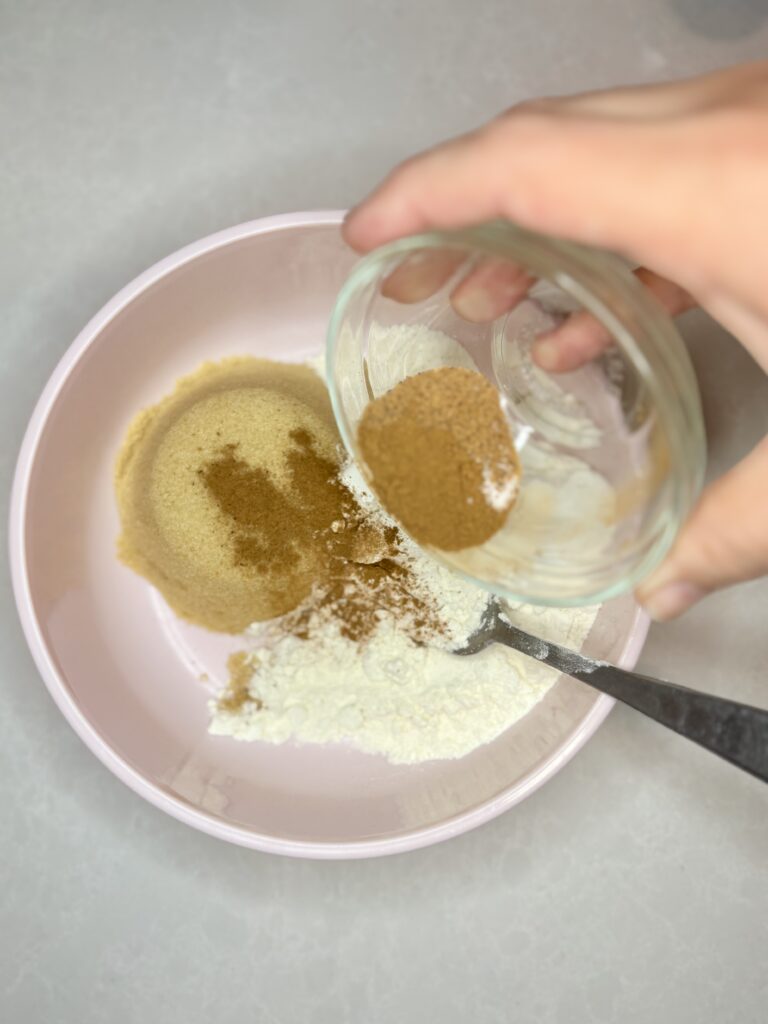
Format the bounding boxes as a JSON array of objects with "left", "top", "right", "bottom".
[
  {"left": 507, "top": 97, "right": 559, "bottom": 119},
  {"left": 485, "top": 101, "right": 566, "bottom": 151},
  {"left": 391, "top": 152, "right": 423, "bottom": 181}
]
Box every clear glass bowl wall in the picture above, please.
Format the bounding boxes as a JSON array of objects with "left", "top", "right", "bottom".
[{"left": 327, "top": 223, "right": 705, "bottom": 606}]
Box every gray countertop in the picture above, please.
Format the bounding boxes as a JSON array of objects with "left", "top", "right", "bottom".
[{"left": 2, "top": 2, "right": 768, "bottom": 1021}]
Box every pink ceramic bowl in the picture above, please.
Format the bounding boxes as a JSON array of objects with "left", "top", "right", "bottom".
[{"left": 9, "top": 212, "right": 649, "bottom": 859}]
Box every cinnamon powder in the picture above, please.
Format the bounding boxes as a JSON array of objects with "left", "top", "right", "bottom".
[
  {"left": 357, "top": 366, "right": 520, "bottom": 551},
  {"left": 219, "top": 651, "right": 261, "bottom": 713},
  {"left": 201, "top": 427, "right": 440, "bottom": 646}
]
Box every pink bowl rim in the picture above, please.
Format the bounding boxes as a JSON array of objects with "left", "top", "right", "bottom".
[{"left": 8, "top": 210, "right": 650, "bottom": 859}]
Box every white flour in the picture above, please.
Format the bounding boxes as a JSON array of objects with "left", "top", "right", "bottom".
[
  {"left": 209, "top": 329, "right": 605, "bottom": 764},
  {"left": 482, "top": 464, "right": 520, "bottom": 511},
  {"left": 364, "top": 322, "right": 480, "bottom": 393}
]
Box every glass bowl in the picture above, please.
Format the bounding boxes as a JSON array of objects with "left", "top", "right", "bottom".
[{"left": 327, "top": 222, "right": 706, "bottom": 606}]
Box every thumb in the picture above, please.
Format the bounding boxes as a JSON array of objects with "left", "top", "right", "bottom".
[{"left": 636, "top": 436, "right": 768, "bottom": 620}]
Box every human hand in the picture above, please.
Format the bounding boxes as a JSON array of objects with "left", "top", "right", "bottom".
[{"left": 343, "top": 62, "right": 768, "bottom": 620}]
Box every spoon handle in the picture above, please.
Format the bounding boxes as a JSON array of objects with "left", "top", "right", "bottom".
[{"left": 500, "top": 623, "right": 768, "bottom": 783}]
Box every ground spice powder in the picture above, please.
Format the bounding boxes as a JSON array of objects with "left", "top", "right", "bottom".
[
  {"left": 198, "top": 428, "right": 346, "bottom": 576},
  {"left": 357, "top": 366, "right": 520, "bottom": 551},
  {"left": 219, "top": 651, "right": 260, "bottom": 712},
  {"left": 200, "top": 426, "right": 441, "bottom": 645}
]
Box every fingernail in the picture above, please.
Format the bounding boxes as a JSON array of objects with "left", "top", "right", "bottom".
[
  {"left": 452, "top": 287, "right": 498, "bottom": 323},
  {"left": 532, "top": 338, "right": 560, "bottom": 370},
  {"left": 640, "top": 581, "right": 704, "bottom": 622}
]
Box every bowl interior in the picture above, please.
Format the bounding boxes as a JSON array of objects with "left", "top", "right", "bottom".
[{"left": 16, "top": 219, "right": 647, "bottom": 854}]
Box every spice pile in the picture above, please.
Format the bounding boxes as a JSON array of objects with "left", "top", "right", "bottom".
[
  {"left": 358, "top": 365, "right": 520, "bottom": 551},
  {"left": 198, "top": 424, "right": 440, "bottom": 648}
]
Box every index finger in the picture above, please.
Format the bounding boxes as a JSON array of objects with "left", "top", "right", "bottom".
[{"left": 343, "top": 111, "right": 698, "bottom": 275}]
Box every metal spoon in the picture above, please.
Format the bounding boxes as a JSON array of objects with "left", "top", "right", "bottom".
[{"left": 455, "top": 601, "right": 768, "bottom": 783}]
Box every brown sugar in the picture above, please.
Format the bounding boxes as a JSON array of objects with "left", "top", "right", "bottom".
[
  {"left": 357, "top": 366, "right": 520, "bottom": 552},
  {"left": 115, "top": 358, "right": 343, "bottom": 633}
]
